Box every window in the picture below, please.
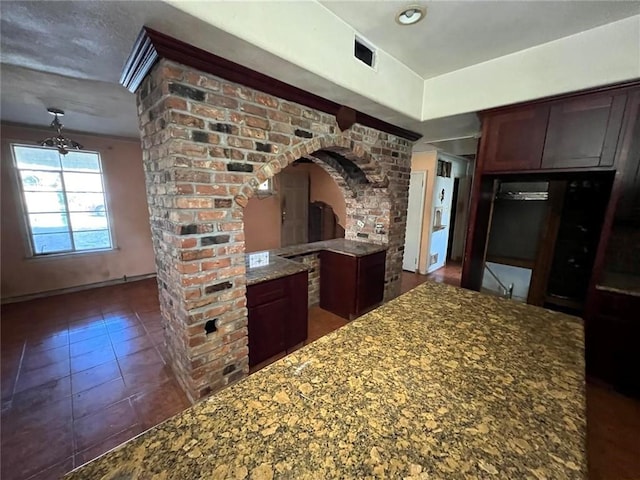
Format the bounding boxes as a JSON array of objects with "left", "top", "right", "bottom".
[{"left": 11, "top": 145, "right": 113, "bottom": 255}]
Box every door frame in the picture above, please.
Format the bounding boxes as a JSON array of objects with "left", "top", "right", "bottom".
[{"left": 403, "top": 170, "right": 426, "bottom": 273}]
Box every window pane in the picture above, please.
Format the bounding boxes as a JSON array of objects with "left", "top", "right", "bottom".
[
  {"left": 33, "top": 232, "right": 72, "bottom": 254},
  {"left": 61, "top": 152, "right": 100, "bottom": 172},
  {"left": 24, "top": 191, "right": 66, "bottom": 213},
  {"left": 69, "top": 212, "right": 108, "bottom": 231},
  {"left": 13, "top": 146, "right": 61, "bottom": 170},
  {"left": 73, "top": 230, "right": 111, "bottom": 250},
  {"left": 20, "top": 170, "right": 62, "bottom": 192},
  {"left": 28, "top": 213, "right": 69, "bottom": 234},
  {"left": 63, "top": 172, "right": 104, "bottom": 192},
  {"left": 67, "top": 193, "right": 106, "bottom": 213}
]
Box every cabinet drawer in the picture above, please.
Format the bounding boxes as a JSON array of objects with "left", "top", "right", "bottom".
[{"left": 247, "top": 277, "right": 287, "bottom": 308}]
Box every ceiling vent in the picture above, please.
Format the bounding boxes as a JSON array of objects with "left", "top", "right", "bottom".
[{"left": 354, "top": 36, "right": 376, "bottom": 68}]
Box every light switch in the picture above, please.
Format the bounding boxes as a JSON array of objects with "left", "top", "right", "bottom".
[{"left": 248, "top": 251, "right": 269, "bottom": 268}]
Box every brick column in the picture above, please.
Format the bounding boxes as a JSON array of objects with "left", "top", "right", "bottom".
[
  {"left": 137, "top": 63, "right": 250, "bottom": 401},
  {"left": 136, "top": 59, "right": 411, "bottom": 400}
]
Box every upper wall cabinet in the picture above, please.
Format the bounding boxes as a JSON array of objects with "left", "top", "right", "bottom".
[
  {"left": 541, "top": 94, "right": 627, "bottom": 169},
  {"left": 482, "top": 105, "right": 549, "bottom": 172},
  {"left": 479, "top": 86, "right": 637, "bottom": 174},
  {"left": 615, "top": 90, "right": 640, "bottom": 221}
]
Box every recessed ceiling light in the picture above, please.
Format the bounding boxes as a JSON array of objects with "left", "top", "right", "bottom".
[{"left": 396, "top": 5, "right": 426, "bottom": 26}]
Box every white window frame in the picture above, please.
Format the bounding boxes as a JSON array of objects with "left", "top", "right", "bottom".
[{"left": 11, "top": 143, "right": 115, "bottom": 257}]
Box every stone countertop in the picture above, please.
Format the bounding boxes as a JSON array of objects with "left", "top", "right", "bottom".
[
  {"left": 65, "top": 282, "right": 586, "bottom": 479},
  {"left": 245, "top": 239, "right": 387, "bottom": 285},
  {"left": 272, "top": 238, "right": 387, "bottom": 259},
  {"left": 245, "top": 255, "right": 310, "bottom": 286}
]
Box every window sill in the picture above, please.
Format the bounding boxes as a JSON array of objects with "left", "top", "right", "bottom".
[{"left": 26, "top": 247, "right": 121, "bottom": 261}]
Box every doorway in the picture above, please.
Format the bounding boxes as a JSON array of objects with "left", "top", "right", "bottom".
[
  {"left": 446, "top": 177, "right": 460, "bottom": 261},
  {"left": 403, "top": 171, "right": 426, "bottom": 272},
  {"left": 280, "top": 169, "right": 309, "bottom": 247}
]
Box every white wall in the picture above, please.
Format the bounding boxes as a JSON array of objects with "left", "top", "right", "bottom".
[
  {"left": 163, "top": 3, "right": 640, "bottom": 124},
  {"left": 166, "top": 0, "right": 425, "bottom": 120},
  {"left": 422, "top": 15, "right": 640, "bottom": 120}
]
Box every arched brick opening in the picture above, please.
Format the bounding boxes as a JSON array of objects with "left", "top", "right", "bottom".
[
  {"left": 234, "top": 134, "right": 386, "bottom": 206},
  {"left": 135, "top": 59, "right": 412, "bottom": 402}
]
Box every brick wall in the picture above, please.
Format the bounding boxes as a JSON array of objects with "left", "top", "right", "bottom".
[
  {"left": 288, "top": 253, "right": 321, "bottom": 306},
  {"left": 136, "top": 59, "right": 411, "bottom": 401}
]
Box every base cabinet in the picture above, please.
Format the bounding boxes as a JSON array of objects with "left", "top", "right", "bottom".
[
  {"left": 247, "top": 271, "right": 308, "bottom": 367},
  {"left": 320, "top": 250, "right": 385, "bottom": 319},
  {"left": 586, "top": 290, "right": 640, "bottom": 397}
]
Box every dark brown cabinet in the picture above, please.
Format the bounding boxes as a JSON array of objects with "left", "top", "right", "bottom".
[
  {"left": 586, "top": 290, "right": 640, "bottom": 397},
  {"left": 463, "top": 82, "right": 640, "bottom": 397},
  {"left": 247, "top": 271, "right": 308, "bottom": 367},
  {"left": 615, "top": 90, "right": 640, "bottom": 221},
  {"left": 541, "top": 93, "right": 627, "bottom": 169},
  {"left": 481, "top": 89, "right": 633, "bottom": 174},
  {"left": 482, "top": 105, "right": 549, "bottom": 172},
  {"left": 320, "top": 250, "right": 385, "bottom": 319}
]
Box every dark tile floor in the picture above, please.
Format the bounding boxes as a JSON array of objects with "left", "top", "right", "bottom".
[
  {"left": 400, "top": 262, "right": 461, "bottom": 292},
  {"left": 0, "top": 279, "right": 190, "bottom": 480}
]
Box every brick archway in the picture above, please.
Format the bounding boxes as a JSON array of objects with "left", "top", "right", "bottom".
[
  {"left": 234, "top": 134, "right": 386, "bottom": 207},
  {"left": 135, "top": 59, "right": 412, "bottom": 401}
]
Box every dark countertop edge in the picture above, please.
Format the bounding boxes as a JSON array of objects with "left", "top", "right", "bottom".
[
  {"left": 245, "top": 239, "right": 387, "bottom": 286},
  {"left": 271, "top": 239, "right": 388, "bottom": 259},
  {"left": 245, "top": 256, "right": 310, "bottom": 286}
]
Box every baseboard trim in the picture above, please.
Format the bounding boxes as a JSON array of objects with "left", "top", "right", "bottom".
[{"left": 1, "top": 273, "right": 157, "bottom": 305}]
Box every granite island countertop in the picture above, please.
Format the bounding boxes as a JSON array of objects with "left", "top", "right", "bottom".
[
  {"left": 65, "top": 282, "right": 586, "bottom": 479},
  {"left": 246, "top": 238, "right": 387, "bottom": 285}
]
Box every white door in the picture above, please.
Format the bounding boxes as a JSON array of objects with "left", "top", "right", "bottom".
[
  {"left": 280, "top": 170, "right": 309, "bottom": 247},
  {"left": 403, "top": 171, "right": 426, "bottom": 272}
]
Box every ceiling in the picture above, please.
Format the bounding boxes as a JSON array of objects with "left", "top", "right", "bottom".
[
  {"left": 0, "top": 65, "right": 139, "bottom": 138},
  {"left": 1, "top": 0, "right": 638, "bottom": 151},
  {"left": 321, "top": 1, "right": 640, "bottom": 79}
]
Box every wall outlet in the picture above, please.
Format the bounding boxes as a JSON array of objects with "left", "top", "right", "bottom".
[
  {"left": 429, "top": 253, "right": 438, "bottom": 266},
  {"left": 375, "top": 223, "right": 385, "bottom": 234},
  {"left": 248, "top": 251, "right": 269, "bottom": 268},
  {"left": 357, "top": 220, "right": 365, "bottom": 229}
]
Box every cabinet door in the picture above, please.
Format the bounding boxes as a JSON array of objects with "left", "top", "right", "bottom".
[
  {"left": 248, "top": 297, "right": 288, "bottom": 367},
  {"left": 286, "top": 271, "right": 308, "bottom": 348},
  {"left": 319, "top": 251, "right": 356, "bottom": 319},
  {"left": 482, "top": 105, "right": 549, "bottom": 172},
  {"left": 356, "top": 252, "right": 386, "bottom": 316},
  {"left": 542, "top": 94, "right": 627, "bottom": 169},
  {"left": 586, "top": 291, "right": 640, "bottom": 397},
  {"left": 615, "top": 90, "right": 640, "bottom": 220}
]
